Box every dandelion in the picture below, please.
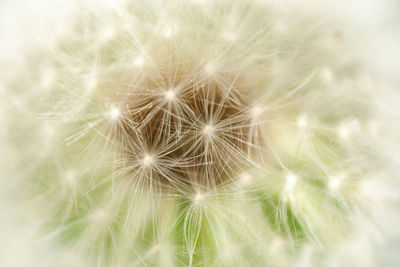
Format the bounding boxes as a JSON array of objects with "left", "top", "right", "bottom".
[{"left": 1, "top": 0, "right": 396, "bottom": 266}]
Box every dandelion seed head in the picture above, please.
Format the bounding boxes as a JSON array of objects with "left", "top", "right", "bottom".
[
  {"left": 109, "top": 107, "right": 120, "bottom": 120},
  {"left": 338, "top": 125, "right": 351, "bottom": 139},
  {"left": 251, "top": 105, "right": 262, "bottom": 119},
  {"left": 328, "top": 174, "right": 345, "bottom": 191},
  {"left": 94, "top": 209, "right": 108, "bottom": 221},
  {"left": 204, "top": 62, "right": 217, "bottom": 75},
  {"left": 193, "top": 192, "right": 204, "bottom": 205},
  {"left": 64, "top": 170, "right": 77, "bottom": 186},
  {"left": 133, "top": 55, "right": 145, "bottom": 67},
  {"left": 285, "top": 173, "right": 297, "bottom": 191},
  {"left": 164, "top": 89, "right": 176, "bottom": 101},
  {"left": 202, "top": 123, "right": 215, "bottom": 137},
  {"left": 115, "top": 65, "right": 259, "bottom": 187},
  {"left": 297, "top": 114, "right": 308, "bottom": 129},
  {"left": 239, "top": 172, "right": 252, "bottom": 185},
  {"left": 338, "top": 118, "right": 360, "bottom": 140},
  {"left": 142, "top": 154, "right": 154, "bottom": 167},
  {"left": 283, "top": 173, "right": 298, "bottom": 202},
  {"left": 4, "top": 0, "right": 388, "bottom": 265}
]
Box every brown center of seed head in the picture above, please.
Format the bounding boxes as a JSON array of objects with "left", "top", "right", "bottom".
[{"left": 116, "top": 65, "right": 262, "bottom": 189}]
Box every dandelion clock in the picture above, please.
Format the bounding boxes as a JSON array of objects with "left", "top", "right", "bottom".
[{"left": 1, "top": 0, "right": 399, "bottom": 266}]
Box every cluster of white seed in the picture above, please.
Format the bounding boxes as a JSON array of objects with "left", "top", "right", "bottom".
[{"left": 1, "top": 0, "right": 389, "bottom": 266}]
